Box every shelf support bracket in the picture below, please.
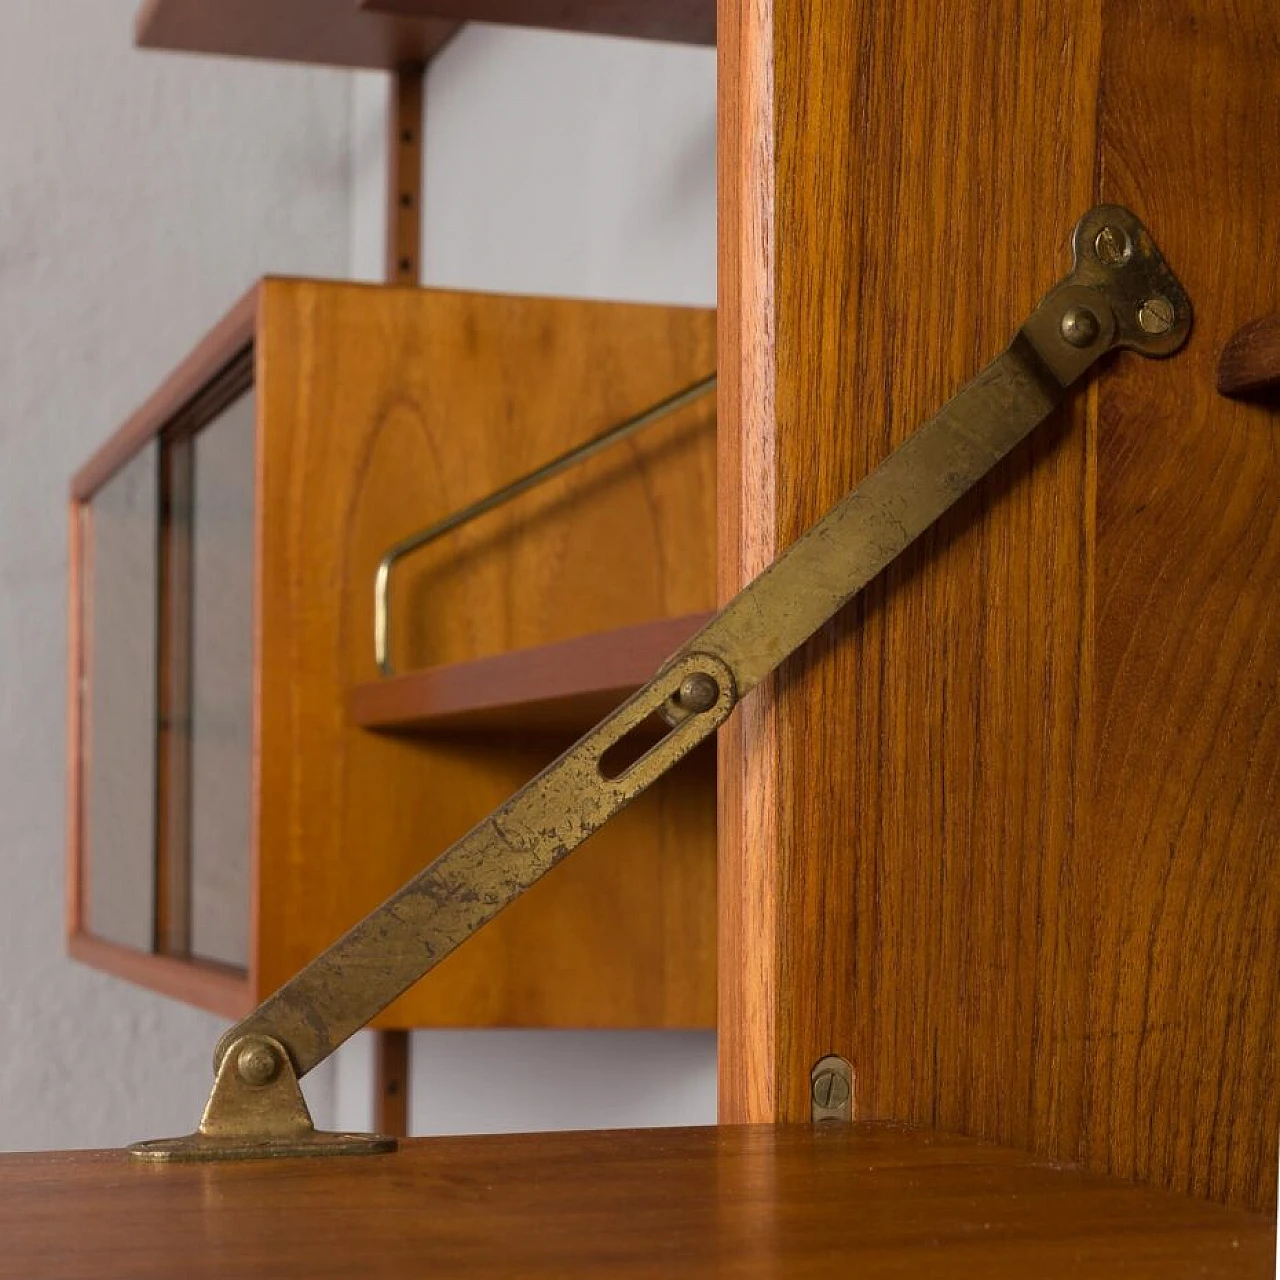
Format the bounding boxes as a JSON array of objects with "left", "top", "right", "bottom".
[{"left": 129, "top": 205, "right": 1191, "bottom": 1162}]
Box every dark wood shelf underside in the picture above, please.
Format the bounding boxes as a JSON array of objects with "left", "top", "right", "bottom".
[
  {"left": 136, "top": 0, "right": 461, "bottom": 70},
  {"left": 351, "top": 613, "right": 713, "bottom": 734},
  {"left": 136, "top": 0, "right": 713, "bottom": 70},
  {"left": 360, "top": 0, "right": 714, "bottom": 45}
]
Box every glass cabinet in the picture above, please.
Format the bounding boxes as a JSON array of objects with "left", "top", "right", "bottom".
[{"left": 68, "top": 280, "right": 718, "bottom": 1029}]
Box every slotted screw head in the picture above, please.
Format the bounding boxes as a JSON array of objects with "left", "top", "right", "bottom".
[
  {"left": 1094, "top": 225, "right": 1132, "bottom": 267},
  {"left": 811, "top": 1068, "right": 851, "bottom": 1110},
  {"left": 1137, "top": 296, "right": 1175, "bottom": 336}
]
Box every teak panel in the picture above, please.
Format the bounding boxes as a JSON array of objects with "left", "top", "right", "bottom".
[
  {"left": 1090, "top": 0, "right": 1280, "bottom": 1209},
  {"left": 718, "top": 0, "right": 1280, "bottom": 1213},
  {"left": 256, "top": 280, "right": 718, "bottom": 1028},
  {"left": 0, "top": 1126, "right": 1270, "bottom": 1279}
]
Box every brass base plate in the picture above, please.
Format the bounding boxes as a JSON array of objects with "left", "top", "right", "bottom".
[
  {"left": 129, "top": 1035, "right": 396, "bottom": 1163},
  {"left": 130, "top": 1129, "right": 397, "bottom": 1164}
]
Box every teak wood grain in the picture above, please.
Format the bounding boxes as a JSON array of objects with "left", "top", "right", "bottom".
[
  {"left": 718, "top": 0, "right": 1280, "bottom": 1213},
  {"left": 256, "top": 280, "right": 718, "bottom": 1029},
  {"left": 0, "top": 1125, "right": 1270, "bottom": 1279},
  {"left": 1091, "top": 0, "right": 1280, "bottom": 1210}
]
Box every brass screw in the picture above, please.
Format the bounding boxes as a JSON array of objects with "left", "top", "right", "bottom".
[
  {"left": 1094, "top": 225, "right": 1132, "bottom": 267},
  {"left": 235, "top": 1039, "right": 281, "bottom": 1087},
  {"left": 678, "top": 672, "right": 720, "bottom": 713},
  {"left": 1137, "top": 296, "right": 1175, "bottom": 336},
  {"left": 1059, "top": 306, "right": 1101, "bottom": 349},
  {"left": 811, "top": 1068, "right": 850, "bottom": 1111}
]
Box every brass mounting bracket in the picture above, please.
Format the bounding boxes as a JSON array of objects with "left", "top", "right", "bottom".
[
  {"left": 131, "top": 1035, "right": 395, "bottom": 1162},
  {"left": 130, "top": 205, "right": 1191, "bottom": 1162}
]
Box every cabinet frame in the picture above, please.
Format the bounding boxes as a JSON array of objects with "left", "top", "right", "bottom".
[
  {"left": 68, "top": 288, "right": 259, "bottom": 1018},
  {"left": 68, "top": 278, "right": 719, "bottom": 1031}
]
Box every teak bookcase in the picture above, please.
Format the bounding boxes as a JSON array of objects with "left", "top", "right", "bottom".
[
  {"left": 68, "top": 279, "right": 717, "bottom": 1030},
  {"left": 29, "top": 0, "right": 1277, "bottom": 1271}
]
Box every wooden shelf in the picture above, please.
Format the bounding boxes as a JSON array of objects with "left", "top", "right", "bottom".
[
  {"left": 351, "top": 613, "right": 712, "bottom": 735},
  {"left": 136, "top": 0, "right": 461, "bottom": 70},
  {"left": 359, "top": 0, "right": 714, "bottom": 46},
  {"left": 136, "top": 0, "right": 712, "bottom": 70},
  {"left": 2, "top": 1124, "right": 1271, "bottom": 1277}
]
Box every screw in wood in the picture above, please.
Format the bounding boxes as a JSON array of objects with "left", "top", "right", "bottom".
[
  {"left": 1094, "top": 225, "right": 1132, "bottom": 267},
  {"left": 811, "top": 1068, "right": 851, "bottom": 1111},
  {"left": 1138, "top": 296, "right": 1175, "bottom": 336}
]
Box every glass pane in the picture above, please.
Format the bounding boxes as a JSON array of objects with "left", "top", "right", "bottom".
[
  {"left": 187, "top": 391, "right": 255, "bottom": 969},
  {"left": 85, "top": 442, "right": 158, "bottom": 952}
]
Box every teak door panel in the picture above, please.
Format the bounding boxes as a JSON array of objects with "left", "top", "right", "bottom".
[{"left": 718, "top": 0, "right": 1279, "bottom": 1211}]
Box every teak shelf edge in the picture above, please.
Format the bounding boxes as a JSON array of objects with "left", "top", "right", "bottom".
[{"left": 351, "top": 612, "right": 714, "bottom": 733}]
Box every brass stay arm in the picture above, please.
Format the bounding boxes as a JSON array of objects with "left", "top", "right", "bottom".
[
  {"left": 374, "top": 372, "right": 718, "bottom": 677},
  {"left": 132, "top": 205, "right": 1191, "bottom": 1162}
]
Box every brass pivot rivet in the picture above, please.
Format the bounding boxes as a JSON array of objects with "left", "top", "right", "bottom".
[
  {"left": 1094, "top": 225, "right": 1132, "bottom": 267},
  {"left": 1059, "top": 306, "right": 1101, "bottom": 348},
  {"left": 235, "top": 1039, "right": 281, "bottom": 1087},
  {"left": 1137, "top": 296, "right": 1175, "bottom": 336},
  {"left": 811, "top": 1067, "right": 851, "bottom": 1111},
  {"left": 678, "top": 672, "right": 720, "bottom": 713}
]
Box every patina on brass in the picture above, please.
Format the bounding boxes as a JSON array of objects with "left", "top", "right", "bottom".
[
  {"left": 130, "top": 1035, "right": 395, "bottom": 1162},
  {"left": 131, "top": 205, "right": 1190, "bottom": 1162}
]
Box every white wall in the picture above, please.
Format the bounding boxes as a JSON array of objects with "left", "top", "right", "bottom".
[
  {"left": 0, "top": 6, "right": 716, "bottom": 1152},
  {"left": 0, "top": 0, "right": 351, "bottom": 1149},
  {"left": 336, "top": 25, "right": 718, "bottom": 1135}
]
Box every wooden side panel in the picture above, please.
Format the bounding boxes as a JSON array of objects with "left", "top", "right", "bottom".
[
  {"left": 718, "top": 0, "right": 1280, "bottom": 1212},
  {"left": 256, "top": 281, "right": 718, "bottom": 1029},
  {"left": 718, "top": 0, "right": 1100, "bottom": 1139},
  {"left": 717, "top": 0, "right": 780, "bottom": 1125},
  {"left": 1090, "top": 0, "right": 1280, "bottom": 1207}
]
